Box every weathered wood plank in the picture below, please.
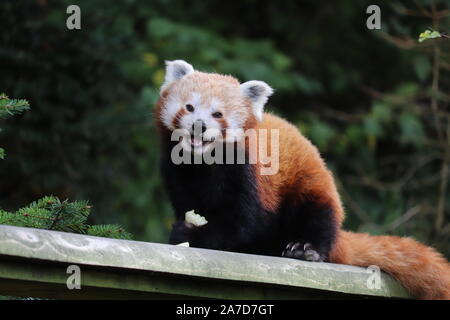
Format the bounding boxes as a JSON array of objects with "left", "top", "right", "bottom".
[
  {"left": 0, "top": 258, "right": 358, "bottom": 299},
  {"left": 0, "top": 225, "right": 412, "bottom": 299}
]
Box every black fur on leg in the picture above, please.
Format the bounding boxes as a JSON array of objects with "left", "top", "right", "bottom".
[
  {"left": 169, "top": 220, "right": 195, "bottom": 245},
  {"left": 279, "top": 200, "right": 337, "bottom": 262}
]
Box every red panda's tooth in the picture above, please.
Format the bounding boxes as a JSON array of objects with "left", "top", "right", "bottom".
[{"left": 192, "top": 138, "right": 202, "bottom": 147}]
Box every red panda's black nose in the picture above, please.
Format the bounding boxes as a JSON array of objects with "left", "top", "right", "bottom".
[{"left": 192, "top": 120, "right": 207, "bottom": 134}]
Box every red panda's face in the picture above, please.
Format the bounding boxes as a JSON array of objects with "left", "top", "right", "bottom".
[{"left": 157, "top": 60, "right": 273, "bottom": 154}]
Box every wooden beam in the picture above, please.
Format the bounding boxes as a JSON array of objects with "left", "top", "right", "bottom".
[{"left": 0, "top": 225, "right": 411, "bottom": 299}]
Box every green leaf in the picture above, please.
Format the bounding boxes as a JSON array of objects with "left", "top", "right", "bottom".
[
  {"left": 294, "top": 74, "right": 324, "bottom": 95},
  {"left": 371, "top": 102, "right": 392, "bottom": 122},
  {"left": 399, "top": 113, "right": 424, "bottom": 146},
  {"left": 345, "top": 125, "right": 364, "bottom": 145},
  {"left": 413, "top": 55, "right": 431, "bottom": 81},
  {"left": 309, "top": 120, "right": 336, "bottom": 149},
  {"left": 418, "top": 29, "right": 442, "bottom": 43},
  {"left": 364, "top": 117, "right": 382, "bottom": 137},
  {"left": 395, "top": 83, "right": 419, "bottom": 96}
]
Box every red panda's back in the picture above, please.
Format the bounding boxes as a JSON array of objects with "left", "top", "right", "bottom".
[{"left": 254, "top": 113, "right": 345, "bottom": 224}]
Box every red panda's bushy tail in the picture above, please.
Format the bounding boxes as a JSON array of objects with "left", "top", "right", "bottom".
[{"left": 330, "top": 230, "right": 450, "bottom": 299}]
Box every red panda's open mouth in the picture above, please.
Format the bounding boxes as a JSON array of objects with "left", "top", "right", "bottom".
[{"left": 189, "top": 136, "right": 215, "bottom": 148}]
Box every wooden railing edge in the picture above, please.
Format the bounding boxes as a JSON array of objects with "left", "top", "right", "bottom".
[{"left": 0, "top": 225, "right": 412, "bottom": 299}]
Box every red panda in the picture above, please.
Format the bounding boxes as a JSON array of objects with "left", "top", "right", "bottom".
[{"left": 155, "top": 60, "right": 450, "bottom": 299}]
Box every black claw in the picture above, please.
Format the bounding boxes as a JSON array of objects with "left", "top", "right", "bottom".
[{"left": 282, "top": 241, "right": 323, "bottom": 262}]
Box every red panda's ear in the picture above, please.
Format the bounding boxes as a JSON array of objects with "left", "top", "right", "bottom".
[
  {"left": 240, "top": 81, "right": 273, "bottom": 121},
  {"left": 160, "top": 60, "right": 194, "bottom": 93}
]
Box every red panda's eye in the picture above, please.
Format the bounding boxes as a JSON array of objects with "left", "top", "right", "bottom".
[
  {"left": 212, "top": 112, "right": 223, "bottom": 119},
  {"left": 186, "top": 104, "right": 195, "bottom": 112}
]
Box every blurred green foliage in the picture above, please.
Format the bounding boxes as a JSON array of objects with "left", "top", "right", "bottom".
[
  {"left": 0, "top": 0, "right": 449, "bottom": 257},
  {"left": 0, "top": 93, "right": 30, "bottom": 159}
]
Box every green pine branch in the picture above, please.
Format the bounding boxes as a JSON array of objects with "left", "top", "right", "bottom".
[
  {"left": 0, "top": 93, "right": 30, "bottom": 120},
  {"left": 0, "top": 94, "right": 30, "bottom": 159},
  {"left": 87, "top": 224, "right": 132, "bottom": 239},
  {"left": 0, "top": 196, "right": 132, "bottom": 239}
]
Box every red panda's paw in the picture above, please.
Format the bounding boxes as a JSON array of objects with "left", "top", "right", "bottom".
[
  {"left": 169, "top": 220, "right": 196, "bottom": 245},
  {"left": 282, "top": 242, "right": 324, "bottom": 262}
]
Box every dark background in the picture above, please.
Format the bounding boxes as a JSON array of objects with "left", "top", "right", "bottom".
[{"left": 0, "top": 0, "right": 449, "bottom": 257}]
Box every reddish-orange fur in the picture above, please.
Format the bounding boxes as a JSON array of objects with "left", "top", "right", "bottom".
[
  {"left": 172, "top": 108, "right": 187, "bottom": 129},
  {"left": 256, "top": 113, "right": 450, "bottom": 300},
  {"left": 254, "top": 113, "right": 344, "bottom": 224},
  {"left": 331, "top": 231, "right": 450, "bottom": 299}
]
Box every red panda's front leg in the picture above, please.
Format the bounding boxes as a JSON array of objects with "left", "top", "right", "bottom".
[
  {"left": 277, "top": 165, "right": 344, "bottom": 262},
  {"left": 169, "top": 214, "right": 265, "bottom": 252},
  {"left": 169, "top": 220, "right": 226, "bottom": 249},
  {"left": 280, "top": 200, "right": 338, "bottom": 262},
  {"left": 169, "top": 220, "right": 195, "bottom": 245},
  {"left": 168, "top": 187, "right": 271, "bottom": 252}
]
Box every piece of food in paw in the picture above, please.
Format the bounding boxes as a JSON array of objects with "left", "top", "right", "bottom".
[{"left": 185, "top": 210, "right": 208, "bottom": 227}]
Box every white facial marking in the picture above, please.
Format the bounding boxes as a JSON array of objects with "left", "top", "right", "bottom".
[
  {"left": 161, "top": 94, "right": 181, "bottom": 130},
  {"left": 210, "top": 97, "right": 222, "bottom": 111},
  {"left": 191, "top": 92, "right": 202, "bottom": 106}
]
